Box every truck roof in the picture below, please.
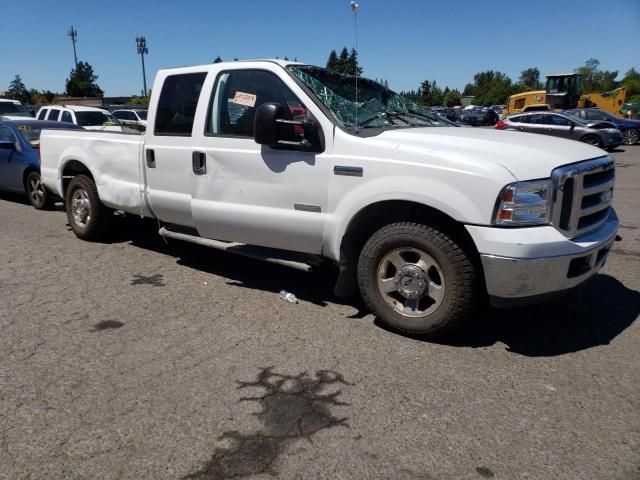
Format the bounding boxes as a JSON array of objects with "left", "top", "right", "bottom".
[{"left": 157, "top": 58, "right": 304, "bottom": 75}]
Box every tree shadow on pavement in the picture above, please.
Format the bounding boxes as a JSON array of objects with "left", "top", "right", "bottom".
[{"left": 442, "top": 274, "right": 640, "bottom": 357}]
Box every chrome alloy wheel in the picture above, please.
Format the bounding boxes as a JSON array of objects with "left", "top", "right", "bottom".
[
  {"left": 622, "top": 129, "right": 639, "bottom": 145},
  {"left": 28, "top": 175, "right": 45, "bottom": 205},
  {"left": 71, "top": 188, "right": 91, "bottom": 227},
  {"left": 376, "top": 247, "right": 445, "bottom": 317}
]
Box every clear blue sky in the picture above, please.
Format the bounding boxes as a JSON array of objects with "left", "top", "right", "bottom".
[{"left": 1, "top": 0, "right": 638, "bottom": 96}]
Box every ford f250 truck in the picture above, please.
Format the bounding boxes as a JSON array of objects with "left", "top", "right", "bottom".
[{"left": 40, "top": 60, "right": 619, "bottom": 339}]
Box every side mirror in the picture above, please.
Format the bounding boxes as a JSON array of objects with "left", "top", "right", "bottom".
[
  {"left": 254, "top": 102, "right": 316, "bottom": 151},
  {"left": 569, "top": 121, "right": 576, "bottom": 129},
  {"left": 0, "top": 141, "right": 16, "bottom": 150}
]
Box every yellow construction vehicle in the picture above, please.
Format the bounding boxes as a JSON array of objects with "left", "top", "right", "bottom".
[{"left": 507, "top": 73, "right": 626, "bottom": 116}]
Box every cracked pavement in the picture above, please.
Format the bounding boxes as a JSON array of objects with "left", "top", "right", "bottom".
[{"left": 1, "top": 147, "right": 639, "bottom": 479}]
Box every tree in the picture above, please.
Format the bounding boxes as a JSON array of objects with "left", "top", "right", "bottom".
[
  {"left": 621, "top": 67, "right": 640, "bottom": 100},
  {"left": 7, "top": 75, "right": 30, "bottom": 104},
  {"left": 212, "top": 56, "right": 222, "bottom": 63},
  {"left": 348, "top": 48, "right": 363, "bottom": 76},
  {"left": 337, "top": 47, "right": 349, "bottom": 74},
  {"left": 575, "top": 58, "right": 618, "bottom": 93},
  {"left": 468, "top": 70, "right": 513, "bottom": 105},
  {"left": 519, "top": 67, "right": 541, "bottom": 90},
  {"left": 65, "top": 61, "right": 103, "bottom": 97},
  {"left": 326, "top": 49, "right": 338, "bottom": 71},
  {"left": 462, "top": 83, "right": 474, "bottom": 96},
  {"left": 443, "top": 88, "right": 461, "bottom": 107}
]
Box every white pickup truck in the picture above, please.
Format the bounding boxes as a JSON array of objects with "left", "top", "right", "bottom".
[{"left": 40, "top": 59, "right": 619, "bottom": 339}]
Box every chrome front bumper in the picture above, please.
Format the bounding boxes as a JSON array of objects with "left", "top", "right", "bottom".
[{"left": 478, "top": 212, "right": 619, "bottom": 307}]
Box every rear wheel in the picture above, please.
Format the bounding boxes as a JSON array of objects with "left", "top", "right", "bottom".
[
  {"left": 357, "top": 222, "right": 480, "bottom": 339},
  {"left": 622, "top": 129, "right": 639, "bottom": 145},
  {"left": 25, "top": 171, "right": 51, "bottom": 210},
  {"left": 580, "top": 134, "right": 603, "bottom": 148},
  {"left": 65, "top": 175, "right": 112, "bottom": 241}
]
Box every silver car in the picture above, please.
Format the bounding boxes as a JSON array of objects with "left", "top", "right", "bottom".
[{"left": 496, "top": 111, "right": 623, "bottom": 150}]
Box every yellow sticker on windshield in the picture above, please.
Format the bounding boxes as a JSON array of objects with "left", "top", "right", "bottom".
[{"left": 17, "top": 124, "right": 31, "bottom": 131}]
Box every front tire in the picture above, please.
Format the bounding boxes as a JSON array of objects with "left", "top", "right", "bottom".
[
  {"left": 26, "top": 171, "right": 51, "bottom": 210},
  {"left": 622, "top": 129, "right": 639, "bottom": 145},
  {"left": 65, "top": 175, "right": 112, "bottom": 241},
  {"left": 357, "top": 222, "right": 480, "bottom": 339}
]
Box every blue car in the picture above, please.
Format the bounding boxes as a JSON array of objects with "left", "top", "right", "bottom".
[
  {"left": 0, "top": 119, "right": 82, "bottom": 209},
  {"left": 563, "top": 108, "right": 640, "bottom": 145}
]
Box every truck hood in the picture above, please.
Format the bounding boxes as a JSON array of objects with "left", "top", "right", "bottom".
[{"left": 375, "top": 127, "right": 605, "bottom": 180}]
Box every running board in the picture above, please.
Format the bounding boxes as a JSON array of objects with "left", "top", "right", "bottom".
[{"left": 158, "top": 226, "right": 321, "bottom": 272}]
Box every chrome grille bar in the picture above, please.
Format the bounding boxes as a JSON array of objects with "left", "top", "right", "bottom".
[{"left": 551, "top": 156, "right": 615, "bottom": 238}]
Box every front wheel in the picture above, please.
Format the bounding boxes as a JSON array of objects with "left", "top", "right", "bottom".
[
  {"left": 580, "top": 134, "right": 603, "bottom": 148},
  {"left": 357, "top": 222, "right": 480, "bottom": 339},
  {"left": 622, "top": 129, "right": 639, "bottom": 145},
  {"left": 26, "top": 171, "right": 51, "bottom": 210},
  {"left": 65, "top": 175, "right": 113, "bottom": 241}
]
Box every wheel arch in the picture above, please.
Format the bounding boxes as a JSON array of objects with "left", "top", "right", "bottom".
[
  {"left": 60, "top": 159, "right": 97, "bottom": 198},
  {"left": 333, "top": 199, "right": 484, "bottom": 297}
]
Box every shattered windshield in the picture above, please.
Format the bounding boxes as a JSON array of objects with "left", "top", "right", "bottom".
[{"left": 288, "top": 65, "right": 451, "bottom": 130}]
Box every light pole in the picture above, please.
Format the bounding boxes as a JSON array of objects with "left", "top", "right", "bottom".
[
  {"left": 136, "top": 36, "right": 149, "bottom": 97},
  {"left": 68, "top": 25, "right": 78, "bottom": 68}
]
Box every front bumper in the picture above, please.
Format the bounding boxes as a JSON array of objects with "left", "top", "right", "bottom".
[{"left": 466, "top": 209, "right": 619, "bottom": 307}]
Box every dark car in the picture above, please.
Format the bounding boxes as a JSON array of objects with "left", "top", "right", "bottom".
[
  {"left": 563, "top": 108, "right": 640, "bottom": 145},
  {"left": 496, "top": 111, "right": 623, "bottom": 150},
  {"left": 458, "top": 107, "right": 499, "bottom": 126},
  {"left": 0, "top": 120, "right": 82, "bottom": 208}
]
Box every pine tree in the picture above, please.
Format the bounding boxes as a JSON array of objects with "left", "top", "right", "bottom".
[
  {"left": 337, "top": 47, "right": 349, "bottom": 74},
  {"left": 348, "top": 48, "right": 363, "bottom": 76},
  {"left": 65, "top": 62, "right": 104, "bottom": 97},
  {"left": 8, "top": 74, "right": 29, "bottom": 104},
  {"left": 326, "top": 50, "right": 338, "bottom": 71}
]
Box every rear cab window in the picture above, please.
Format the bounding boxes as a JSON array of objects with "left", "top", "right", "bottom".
[
  {"left": 37, "top": 109, "right": 47, "bottom": 120},
  {"left": 154, "top": 72, "right": 207, "bottom": 136},
  {"left": 47, "top": 109, "right": 60, "bottom": 121},
  {"left": 61, "top": 111, "right": 73, "bottom": 123}
]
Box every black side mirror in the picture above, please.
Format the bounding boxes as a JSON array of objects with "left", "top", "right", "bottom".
[
  {"left": 569, "top": 121, "right": 576, "bottom": 129},
  {"left": 0, "top": 141, "right": 16, "bottom": 150},
  {"left": 254, "top": 102, "right": 316, "bottom": 151}
]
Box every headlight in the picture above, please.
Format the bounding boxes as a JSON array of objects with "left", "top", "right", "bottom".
[{"left": 494, "top": 179, "right": 552, "bottom": 226}]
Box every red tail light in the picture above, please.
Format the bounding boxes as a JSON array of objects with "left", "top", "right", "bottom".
[{"left": 495, "top": 120, "right": 507, "bottom": 130}]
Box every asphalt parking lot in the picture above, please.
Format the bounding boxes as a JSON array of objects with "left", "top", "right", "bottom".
[{"left": 1, "top": 146, "right": 639, "bottom": 480}]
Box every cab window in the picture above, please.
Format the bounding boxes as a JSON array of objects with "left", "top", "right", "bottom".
[
  {"left": 61, "top": 111, "right": 73, "bottom": 123},
  {"left": 207, "top": 69, "right": 305, "bottom": 138},
  {"left": 47, "top": 109, "right": 60, "bottom": 121},
  {"left": 37, "top": 109, "right": 47, "bottom": 120},
  {"left": 155, "top": 72, "right": 207, "bottom": 136}
]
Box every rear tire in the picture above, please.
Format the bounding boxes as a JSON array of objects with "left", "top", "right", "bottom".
[
  {"left": 25, "top": 171, "right": 51, "bottom": 210},
  {"left": 622, "top": 129, "right": 639, "bottom": 145},
  {"left": 580, "top": 134, "right": 603, "bottom": 148},
  {"left": 357, "top": 222, "right": 480, "bottom": 339},
  {"left": 65, "top": 175, "right": 113, "bottom": 241}
]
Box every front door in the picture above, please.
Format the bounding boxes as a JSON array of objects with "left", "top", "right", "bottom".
[
  {"left": 143, "top": 71, "right": 208, "bottom": 227},
  {"left": 190, "top": 67, "right": 331, "bottom": 254}
]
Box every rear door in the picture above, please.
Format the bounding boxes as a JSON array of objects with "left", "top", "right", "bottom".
[{"left": 143, "top": 71, "right": 208, "bottom": 226}]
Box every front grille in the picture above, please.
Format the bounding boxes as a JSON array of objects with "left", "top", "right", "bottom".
[{"left": 550, "top": 156, "right": 615, "bottom": 238}]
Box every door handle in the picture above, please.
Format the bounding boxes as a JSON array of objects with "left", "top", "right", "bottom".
[
  {"left": 146, "top": 149, "right": 156, "bottom": 168},
  {"left": 192, "top": 151, "right": 206, "bottom": 175}
]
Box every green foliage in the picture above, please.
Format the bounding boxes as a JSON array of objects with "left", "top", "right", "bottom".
[
  {"left": 467, "top": 70, "right": 513, "bottom": 105},
  {"left": 443, "top": 88, "right": 462, "bottom": 107},
  {"left": 325, "top": 47, "right": 362, "bottom": 76},
  {"left": 518, "top": 67, "right": 542, "bottom": 90},
  {"left": 129, "top": 94, "right": 150, "bottom": 106},
  {"left": 65, "top": 61, "right": 103, "bottom": 97},
  {"left": 621, "top": 68, "right": 640, "bottom": 98},
  {"left": 7, "top": 74, "right": 30, "bottom": 104},
  {"left": 575, "top": 58, "right": 618, "bottom": 93}
]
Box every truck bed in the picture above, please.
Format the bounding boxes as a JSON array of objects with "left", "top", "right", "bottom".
[{"left": 40, "top": 129, "right": 151, "bottom": 215}]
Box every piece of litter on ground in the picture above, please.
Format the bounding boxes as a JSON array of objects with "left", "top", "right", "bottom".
[
  {"left": 203, "top": 281, "right": 208, "bottom": 285},
  {"left": 279, "top": 290, "right": 298, "bottom": 304},
  {"left": 545, "top": 384, "right": 557, "bottom": 392}
]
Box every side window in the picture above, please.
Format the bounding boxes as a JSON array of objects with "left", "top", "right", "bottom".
[
  {"left": 48, "top": 109, "right": 60, "bottom": 121},
  {"left": 587, "top": 110, "right": 607, "bottom": 120},
  {"left": 0, "top": 125, "right": 16, "bottom": 142},
  {"left": 155, "top": 72, "right": 207, "bottom": 136},
  {"left": 37, "top": 109, "right": 47, "bottom": 120},
  {"left": 548, "top": 115, "right": 570, "bottom": 126},
  {"left": 207, "top": 69, "right": 305, "bottom": 138},
  {"left": 61, "top": 111, "right": 73, "bottom": 123},
  {"left": 522, "top": 114, "right": 544, "bottom": 124},
  {"left": 125, "top": 112, "right": 137, "bottom": 120},
  {"left": 509, "top": 116, "right": 522, "bottom": 123}
]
